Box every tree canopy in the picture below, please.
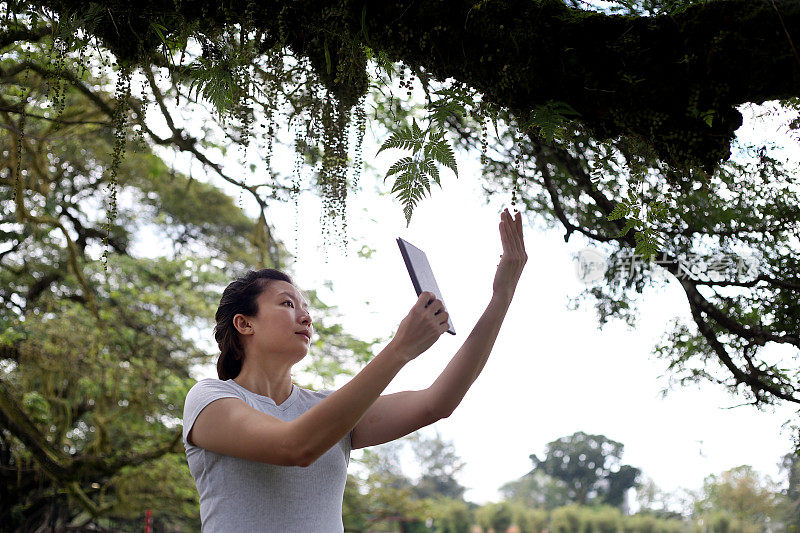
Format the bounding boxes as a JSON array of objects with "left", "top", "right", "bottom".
[
  {"left": 694, "top": 464, "right": 784, "bottom": 531},
  {"left": 21, "top": 0, "right": 800, "bottom": 174},
  {"left": 528, "top": 431, "right": 640, "bottom": 507}
]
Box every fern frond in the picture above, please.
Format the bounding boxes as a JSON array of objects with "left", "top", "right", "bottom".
[
  {"left": 420, "top": 157, "right": 441, "bottom": 187},
  {"left": 424, "top": 138, "right": 458, "bottom": 177},
  {"left": 428, "top": 98, "right": 467, "bottom": 127},
  {"left": 614, "top": 218, "right": 638, "bottom": 239},
  {"left": 526, "top": 101, "right": 581, "bottom": 142},
  {"left": 634, "top": 229, "right": 660, "bottom": 262},
  {"left": 648, "top": 200, "right": 669, "bottom": 222},
  {"left": 377, "top": 125, "right": 423, "bottom": 155},
  {"left": 391, "top": 170, "right": 429, "bottom": 227},
  {"left": 384, "top": 156, "right": 416, "bottom": 182},
  {"left": 185, "top": 59, "right": 239, "bottom": 114},
  {"left": 391, "top": 169, "right": 431, "bottom": 196},
  {"left": 411, "top": 119, "right": 424, "bottom": 143},
  {"left": 606, "top": 201, "right": 630, "bottom": 221}
]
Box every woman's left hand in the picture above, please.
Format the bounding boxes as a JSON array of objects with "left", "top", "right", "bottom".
[{"left": 493, "top": 208, "right": 528, "bottom": 300}]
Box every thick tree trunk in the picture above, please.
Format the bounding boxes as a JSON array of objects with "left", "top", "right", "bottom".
[{"left": 35, "top": 0, "right": 800, "bottom": 171}]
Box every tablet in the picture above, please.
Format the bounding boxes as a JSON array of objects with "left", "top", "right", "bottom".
[{"left": 396, "top": 237, "right": 456, "bottom": 335}]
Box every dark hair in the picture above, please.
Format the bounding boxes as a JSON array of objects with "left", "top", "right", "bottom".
[{"left": 215, "top": 268, "right": 294, "bottom": 380}]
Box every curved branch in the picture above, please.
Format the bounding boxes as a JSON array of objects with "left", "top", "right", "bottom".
[
  {"left": 543, "top": 139, "right": 800, "bottom": 351},
  {"left": 0, "top": 377, "right": 72, "bottom": 482},
  {"left": 684, "top": 287, "right": 799, "bottom": 404},
  {"left": 0, "top": 104, "right": 110, "bottom": 127},
  {"left": 531, "top": 141, "right": 622, "bottom": 244},
  {"left": 691, "top": 273, "right": 800, "bottom": 291},
  {"left": 1, "top": 60, "right": 115, "bottom": 116}
]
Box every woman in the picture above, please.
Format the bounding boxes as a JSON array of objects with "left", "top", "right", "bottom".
[{"left": 182, "top": 208, "right": 527, "bottom": 532}]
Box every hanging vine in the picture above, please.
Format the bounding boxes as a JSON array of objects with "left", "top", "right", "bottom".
[
  {"left": 99, "top": 66, "right": 131, "bottom": 273},
  {"left": 3, "top": 0, "right": 662, "bottom": 266}
]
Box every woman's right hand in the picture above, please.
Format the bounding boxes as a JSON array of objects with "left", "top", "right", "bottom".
[{"left": 390, "top": 291, "right": 450, "bottom": 362}]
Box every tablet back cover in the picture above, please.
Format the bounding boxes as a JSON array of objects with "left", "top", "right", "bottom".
[{"left": 396, "top": 237, "right": 456, "bottom": 335}]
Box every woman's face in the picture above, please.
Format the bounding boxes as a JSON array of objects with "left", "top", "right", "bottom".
[{"left": 234, "top": 280, "right": 313, "bottom": 359}]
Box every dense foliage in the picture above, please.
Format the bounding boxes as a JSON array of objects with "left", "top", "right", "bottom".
[{"left": 0, "top": 31, "right": 381, "bottom": 528}]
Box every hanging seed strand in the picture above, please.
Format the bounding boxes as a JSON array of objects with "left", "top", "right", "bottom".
[
  {"left": 12, "top": 46, "right": 33, "bottom": 209},
  {"left": 351, "top": 94, "right": 366, "bottom": 192},
  {"left": 480, "top": 114, "right": 488, "bottom": 167},
  {"left": 53, "top": 36, "right": 69, "bottom": 126},
  {"left": 13, "top": 113, "right": 26, "bottom": 219},
  {"left": 134, "top": 73, "right": 149, "bottom": 152},
  {"left": 292, "top": 115, "right": 304, "bottom": 263},
  {"left": 101, "top": 67, "right": 131, "bottom": 275},
  {"left": 512, "top": 129, "right": 523, "bottom": 212}
]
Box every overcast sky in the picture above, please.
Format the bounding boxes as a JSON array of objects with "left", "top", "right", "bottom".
[{"left": 138, "top": 75, "right": 799, "bottom": 508}]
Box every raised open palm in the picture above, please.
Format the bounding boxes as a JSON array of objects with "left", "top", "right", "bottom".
[{"left": 493, "top": 208, "right": 528, "bottom": 299}]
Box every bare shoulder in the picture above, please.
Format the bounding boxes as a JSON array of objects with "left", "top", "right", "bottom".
[{"left": 190, "top": 396, "right": 299, "bottom": 466}]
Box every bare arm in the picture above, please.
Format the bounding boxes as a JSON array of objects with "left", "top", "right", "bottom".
[
  {"left": 346, "top": 294, "right": 511, "bottom": 449},
  {"left": 429, "top": 207, "right": 527, "bottom": 418},
  {"left": 427, "top": 292, "right": 512, "bottom": 418},
  {"left": 350, "top": 209, "right": 527, "bottom": 445},
  {"left": 350, "top": 388, "right": 440, "bottom": 449},
  {"left": 344, "top": 303, "right": 512, "bottom": 450},
  {"left": 291, "top": 289, "right": 450, "bottom": 465},
  {"left": 342, "top": 293, "right": 513, "bottom": 450},
  {"left": 289, "top": 342, "right": 409, "bottom": 465}
]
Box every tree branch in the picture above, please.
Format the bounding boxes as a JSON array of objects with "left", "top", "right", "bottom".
[
  {"left": 32, "top": 0, "right": 800, "bottom": 171},
  {"left": 0, "top": 377, "right": 73, "bottom": 482},
  {"left": 684, "top": 288, "right": 798, "bottom": 404}
]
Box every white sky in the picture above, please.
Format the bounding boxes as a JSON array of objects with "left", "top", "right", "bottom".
[{"left": 132, "top": 71, "right": 799, "bottom": 508}]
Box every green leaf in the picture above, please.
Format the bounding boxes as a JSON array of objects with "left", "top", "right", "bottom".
[
  {"left": 424, "top": 138, "right": 458, "bottom": 177},
  {"left": 389, "top": 170, "right": 429, "bottom": 227},
  {"left": 648, "top": 200, "right": 669, "bottom": 222},
  {"left": 384, "top": 156, "right": 415, "bottom": 181},
  {"left": 634, "top": 229, "right": 659, "bottom": 262},
  {"left": 700, "top": 109, "right": 715, "bottom": 127},
  {"left": 421, "top": 157, "right": 441, "bottom": 187},
  {"left": 359, "top": 5, "right": 372, "bottom": 47},
  {"left": 150, "top": 22, "right": 168, "bottom": 47},
  {"left": 428, "top": 98, "right": 467, "bottom": 127},
  {"left": 377, "top": 120, "right": 425, "bottom": 155},
  {"left": 376, "top": 126, "right": 422, "bottom": 155},
  {"left": 412, "top": 119, "right": 423, "bottom": 141},
  {"left": 613, "top": 218, "right": 638, "bottom": 238},
  {"left": 607, "top": 202, "right": 629, "bottom": 221},
  {"left": 524, "top": 101, "right": 581, "bottom": 142}
]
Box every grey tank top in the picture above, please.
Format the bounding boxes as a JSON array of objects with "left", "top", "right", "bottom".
[{"left": 182, "top": 378, "right": 353, "bottom": 532}]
